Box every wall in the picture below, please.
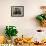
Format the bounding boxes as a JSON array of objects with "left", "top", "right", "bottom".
[{"left": 0, "top": 0, "right": 46, "bottom": 40}]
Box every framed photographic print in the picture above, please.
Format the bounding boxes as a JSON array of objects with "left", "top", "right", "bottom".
[{"left": 11, "top": 6, "right": 24, "bottom": 17}]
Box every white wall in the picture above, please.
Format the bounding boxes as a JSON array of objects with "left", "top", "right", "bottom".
[{"left": 0, "top": 0, "right": 46, "bottom": 39}]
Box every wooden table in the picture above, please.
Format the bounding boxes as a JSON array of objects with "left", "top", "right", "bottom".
[{"left": 14, "top": 43, "right": 46, "bottom": 46}]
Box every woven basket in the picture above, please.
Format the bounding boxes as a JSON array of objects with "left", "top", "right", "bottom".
[{"left": 41, "top": 20, "right": 46, "bottom": 27}]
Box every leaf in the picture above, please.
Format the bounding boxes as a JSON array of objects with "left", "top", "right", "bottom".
[
  {"left": 5, "top": 26, "right": 18, "bottom": 38},
  {"left": 36, "top": 15, "right": 44, "bottom": 21},
  {"left": 44, "top": 15, "right": 46, "bottom": 20}
]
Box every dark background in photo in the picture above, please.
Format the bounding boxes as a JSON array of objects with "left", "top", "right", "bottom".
[{"left": 13, "top": 8, "right": 21, "bottom": 15}]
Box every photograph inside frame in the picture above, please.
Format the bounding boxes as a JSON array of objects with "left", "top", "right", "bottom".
[{"left": 11, "top": 6, "right": 24, "bottom": 17}]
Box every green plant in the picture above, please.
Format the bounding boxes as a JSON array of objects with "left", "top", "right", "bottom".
[
  {"left": 5, "top": 26, "right": 18, "bottom": 39},
  {"left": 36, "top": 14, "right": 46, "bottom": 21}
]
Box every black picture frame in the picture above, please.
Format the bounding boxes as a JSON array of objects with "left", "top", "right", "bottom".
[{"left": 11, "top": 6, "right": 24, "bottom": 17}]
